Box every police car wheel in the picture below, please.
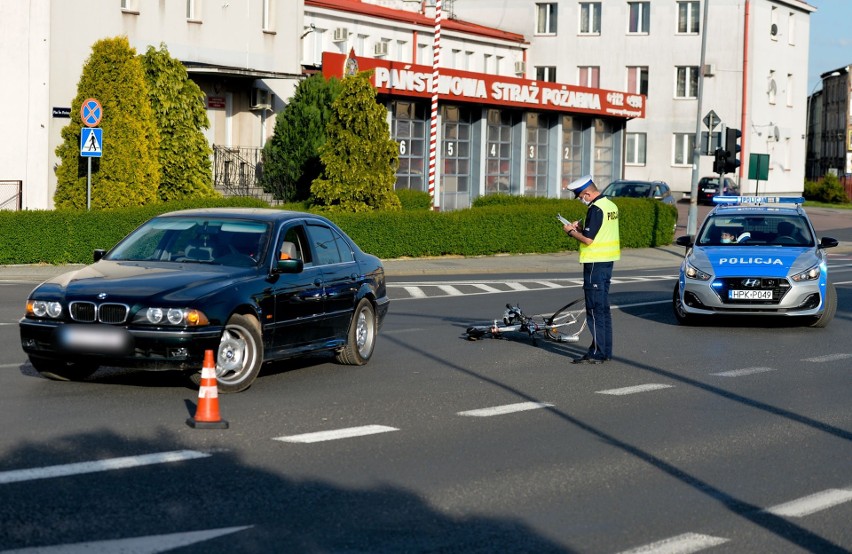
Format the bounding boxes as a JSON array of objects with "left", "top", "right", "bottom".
[
  {"left": 672, "top": 283, "right": 695, "bottom": 325},
  {"left": 809, "top": 283, "right": 837, "bottom": 328}
]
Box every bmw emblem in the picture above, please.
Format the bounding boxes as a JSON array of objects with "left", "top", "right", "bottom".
[{"left": 97, "top": 292, "right": 108, "bottom": 300}]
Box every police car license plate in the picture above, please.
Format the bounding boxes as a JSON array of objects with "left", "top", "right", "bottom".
[{"left": 729, "top": 290, "right": 773, "bottom": 300}]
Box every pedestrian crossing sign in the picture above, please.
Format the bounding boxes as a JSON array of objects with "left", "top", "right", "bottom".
[{"left": 80, "top": 127, "right": 103, "bottom": 157}]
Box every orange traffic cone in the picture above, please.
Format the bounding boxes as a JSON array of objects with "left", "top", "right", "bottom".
[{"left": 186, "top": 350, "right": 229, "bottom": 429}]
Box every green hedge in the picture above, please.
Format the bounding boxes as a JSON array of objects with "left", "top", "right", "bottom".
[{"left": 0, "top": 196, "right": 676, "bottom": 264}]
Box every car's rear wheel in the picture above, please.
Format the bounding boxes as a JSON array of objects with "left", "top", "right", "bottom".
[
  {"left": 336, "top": 298, "right": 376, "bottom": 365},
  {"left": 190, "top": 313, "right": 262, "bottom": 393},
  {"left": 672, "top": 283, "right": 695, "bottom": 325},
  {"left": 29, "top": 355, "right": 99, "bottom": 381},
  {"left": 809, "top": 283, "right": 837, "bottom": 328}
]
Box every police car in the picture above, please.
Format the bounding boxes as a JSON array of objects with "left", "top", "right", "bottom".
[{"left": 673, "top": 196, "right": 839, "bottom": 327}]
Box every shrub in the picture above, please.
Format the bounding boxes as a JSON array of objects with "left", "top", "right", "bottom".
[
  {"left": 804, "top": 174, "right": 849, "bottom": 203},
  {"left": 395, "top": 189, "right": 433, "bottom": 210}
]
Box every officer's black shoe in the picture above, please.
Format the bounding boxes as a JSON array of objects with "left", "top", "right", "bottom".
[{"left": 572, "top": 355, "right": 605, "bottom": 365}]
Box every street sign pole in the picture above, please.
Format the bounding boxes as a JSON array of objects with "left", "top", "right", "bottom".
[
  {"left": 80, "top": 98, "right": 103, "bottom": 211},
  {"left": 87, "top": 158, "right": 92, "bottom": 211},
  {"left": 687, "top": 0, "right": 711, "bottom": 237}
]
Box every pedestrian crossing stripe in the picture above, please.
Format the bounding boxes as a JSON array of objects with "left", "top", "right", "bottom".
[{"left": 80, "top": 127, "right": 103, "bottom": 157}]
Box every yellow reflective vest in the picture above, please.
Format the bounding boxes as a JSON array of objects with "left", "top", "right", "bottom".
[{"left": 579, "top": 197, "right": 621, "bottom": 263}]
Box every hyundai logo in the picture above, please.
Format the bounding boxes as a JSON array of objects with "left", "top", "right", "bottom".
[{"left": 742, "top": 278, "right": 761, "bottom": 288}]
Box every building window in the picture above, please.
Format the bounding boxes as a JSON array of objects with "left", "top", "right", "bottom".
[
  {"left": 787, "top": 73, "right": 794, "bottom": 107},
  {"left": 673, "top": 133, "right": 695, "bottom": 165},
  {"left": 561, "top": 115, "right": 585, "bottom": 192},
  {"left": 483, "top": 54, "right": 493, "bottom": 74},
  {"left": 441, "top": 105, "right": 474, "bottom": 210},
  {"left": 677, "top": 1, "right": 699, "bottom": 34},
  {"left": 626, "top": 133, "right": 647, "bottom": 165},
  {"left": 768, "top": 70, "right": 777, "bottom": 104},
  {"left": 121, "top": 0, "right": 139, "bottom": 12},
  {"left": 627, "top": 66, "right": 649, "bottom": 96},
  {"left": 186, "top": 0, "right": 196, "bottom": 20},
  {"left": 525, "top": 112, "right": 552, "bottom": 197},
  {"left": 262, "top": 0, "right": 273, "bottom": 32},
  {"left": 536, "top": 66, "right": 557, "bottom": 82},
  {"left": 417, "top": 42, "right": 430, "bottom": 65},
  {"left": 788, "top": 12, "right": 796, "bottom": 45},
  {"left": 579, "top": 66, "right": 600, "bottom": 88},
  {"left": 485, "top": 109, "right": 518, "bottom": 195},
  {"left": 593, "top": 118, "right": 614, "bottom": 186},
  {"left": 676, "top": 66, "right": 699, "bottom": 98},
  {"left": 770, "top": 6, "right": 778, "bottom": 41},
  {"left": 580, "top": 3, "right": 601, "bottom": 34},
  {"left": 392, "top": 101, "right": 427, "bottom": 191},
  {"left": 536, "top": 3, "right": 558, "bottom": 34},
  {"left": 628, "top": 2, "right": 650, "bottom": 34}
]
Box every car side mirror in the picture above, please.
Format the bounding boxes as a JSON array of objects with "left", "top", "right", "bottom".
[
  {"left": 274, "top": 258, "right": 304, "bottom": 274},
  {"left": 819, "top": 237, "right": 839, "bottom": 249},
  {"left": 675, "top": 235, "right": 694, "bottom": 247},
  {"left": 93, "top": 249, "right": 106, "bottom": 262}
]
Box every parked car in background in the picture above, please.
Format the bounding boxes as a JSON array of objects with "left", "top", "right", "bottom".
[
  {"left": 19, "top": 208, "right": 390, "bottom": 393},
  {"left": 697, "top": 176, "right": 739, "bottom": 205},
  {"left": 601, "top": 179, "right": 676, "bottom": 206}
]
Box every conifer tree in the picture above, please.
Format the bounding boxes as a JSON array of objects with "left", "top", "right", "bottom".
[
  {"left": 141, "top": 44, "right": 217, "bottom": 201},
  {"left": 261, "top": 74, "right": 342, "bottom": 201},
  {"left": 311, "top": 72, "right": 401, "bottom": 212},
  {"left": 54, "top": 36, "right": 160, "bottom": 209}
]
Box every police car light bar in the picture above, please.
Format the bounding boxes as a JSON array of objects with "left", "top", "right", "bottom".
[{"left": 713, "top": 195, "right": 805, "bottom": 205}]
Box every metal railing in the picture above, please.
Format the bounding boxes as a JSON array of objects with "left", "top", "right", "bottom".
[
  {"left": 0, "top": 181, "right": 22, "bottom": 211},
  {"left": 213, "top": 145, "right": 278, "bottom": 203}
]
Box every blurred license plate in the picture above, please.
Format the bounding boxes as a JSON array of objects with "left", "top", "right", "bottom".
[
  {"left": 729, "top": 290, "right": 772, "bottom": 300},
  {"left": 58, "top": 325, "right": 131, "bottom": 354}
]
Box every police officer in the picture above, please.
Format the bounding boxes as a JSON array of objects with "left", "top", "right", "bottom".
[{"left": 563, "top": 175, "right": 620, "bottom": 364}]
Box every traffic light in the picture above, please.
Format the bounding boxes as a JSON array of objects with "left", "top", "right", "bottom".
[
  {"left": 724, "top": 128, "right": 742, "bottom": 173},
  {"left": 713, "top": 148, "right": 727, "bottom": 174}
]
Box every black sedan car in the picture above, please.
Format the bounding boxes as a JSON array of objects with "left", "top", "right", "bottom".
[
  {"left": 697, "top": 175, "right": 739, "bottom": 205},
  {"left": 20, "top": 208, "right": 389, "bottom": 393},
  {"left": 601, "top": 179, "right": 676, "bottom": 206}
]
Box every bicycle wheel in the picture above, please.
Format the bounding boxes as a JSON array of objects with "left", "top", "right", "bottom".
[{"left": 545, "top": 299, "right": 587, "bottom": 343}]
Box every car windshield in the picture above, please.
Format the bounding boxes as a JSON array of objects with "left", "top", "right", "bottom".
[
  {"left": 604, "top": 181, "right": 651, "bottom": 198},
  {"left": 106, "top": 217, "right": 272, "bottom": 267},
  {"left": 696, "top": 214, "right": 814, "bottom": 247}
]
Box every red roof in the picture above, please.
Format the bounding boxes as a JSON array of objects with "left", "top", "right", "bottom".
[{"left": 306, "top": 0, "right": 528, "bottom": 44}]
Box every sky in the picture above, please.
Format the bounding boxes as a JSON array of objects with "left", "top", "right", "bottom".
[{"left": 807, "top": 0, "right": 851, "bottom": 92}]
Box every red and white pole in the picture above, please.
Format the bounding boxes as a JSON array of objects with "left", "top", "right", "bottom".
[{"left": 428, "top": 0, "right": 442, "bottom": 210}]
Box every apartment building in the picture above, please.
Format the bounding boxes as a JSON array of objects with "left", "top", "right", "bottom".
[
  {"left": 806, "top": 66, "right": 851, "bottom": 183},
  {"left": 453, "top": 0, "right": 816, "bottom": 197}
]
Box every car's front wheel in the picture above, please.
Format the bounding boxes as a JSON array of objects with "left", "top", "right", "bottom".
[
  {"left": 29, "top": 355, "right": 99, "bottom": 381},
  {"left": 336, "top": 298, "right": 376, "bottom": 365},
  {"left": 190, "top": 313, "right": 263, "bottom": 393},
  {"left": 672, "top": 283, "right": 695, "bottom": 325},
  {"left": 809, "top": 283, "right": 837, "bottom": 328}
]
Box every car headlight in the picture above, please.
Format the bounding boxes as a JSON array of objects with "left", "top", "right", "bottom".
[
  {"left": 791, "top": 264, "right": 821, "bottom": 282},
  {"left": 27, "top": 300, "right": 63, "bottom": 318},
  {"left": 134, "top": 307, "right": 210, "bottom": 326},
  {"left": 684, "top": 261, "right": 712, "bottom": 281}
]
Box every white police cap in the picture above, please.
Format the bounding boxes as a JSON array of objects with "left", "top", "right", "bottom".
[{"left": 567, "top": 175, "right": 594, "bottom": 195}]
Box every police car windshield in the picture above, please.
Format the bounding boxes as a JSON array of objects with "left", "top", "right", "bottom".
[{"left": 697, "top": 215, "right": 814, "bottom": 247}]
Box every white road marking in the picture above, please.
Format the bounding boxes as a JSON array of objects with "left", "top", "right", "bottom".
[
  {"left": 0, "top": 362, "right": 25, "bottom": 368},
  {"left": 711, "top": 367, "right": 777, "bottom": 377},
  {"left": 765, "top": 488, "right": 852, "bottom": 517},
  {"left": 617, "top": 532, "right": 729, "bottom": 554},
  {"left": 596, "top": 384, "right": 673, "bottom": 396},
  {"left": 436, "top": 285, "right": 464, "bottom": 296},
  {"left": 537, "top": 281, "right": 562, "bottom": 288},
  {"left": 273, "top": 425, "right": 398, "bottom": 444},
  {"left": 506, "top": 282, "right": 529, "bottom": 290},
  {"left": 457, "top": 402, "right": 554, "bottom": 417},
  {"left": 402, "top": 286, "right": 427, "bottom": 298},
  {"left": 0, "top": 526, "right": 252, "bottom": 553},
  {"left": 802, "top": 353, "right": 852, "bottom": 363},
  {"left": 0, "top": 450, "right": 210, "bottom": 485},
  {"left": 471, "top": 283, "right": 502, "bottom": 293}
]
